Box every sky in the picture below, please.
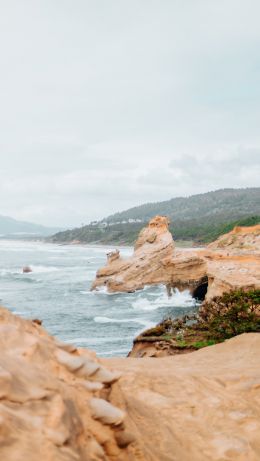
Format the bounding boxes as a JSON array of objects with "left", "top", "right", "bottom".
[{"left": 0, "top": 0, "right": 260, "bottom": 227}]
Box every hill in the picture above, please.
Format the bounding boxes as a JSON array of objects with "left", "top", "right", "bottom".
[
  {"left": 50, "top": 188, "right": 260, "bottom": 245},
  {"left": 0, "top": 215, "right": 62, "bottom": 238},
  {"left": 104, "top": 187, "right": 260, "bottom": 223}
]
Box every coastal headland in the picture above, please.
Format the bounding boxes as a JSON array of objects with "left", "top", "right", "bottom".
[
  {"left": 0, "top": 217, "right": 259, "bottom": 460},
  {"left": 91, "top": 216, "right": 260, "bottom": 301}
]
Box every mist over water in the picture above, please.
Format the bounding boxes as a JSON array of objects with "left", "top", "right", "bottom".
[{"left": 0, "top": 240, "right": 198, "bottom": 357}]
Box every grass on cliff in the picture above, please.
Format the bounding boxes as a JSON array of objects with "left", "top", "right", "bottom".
[{"left": 137, "top": 290, "right": 260, "bottom": 350}]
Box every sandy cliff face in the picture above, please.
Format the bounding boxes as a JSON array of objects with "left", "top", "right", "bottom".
[
  {"left": 105, "top": 333, "right": 260, "bottom": 461},
  {"left": 0, "top": 307, "right": 133, "bottom": 461},
  {"left": 208, "top": 224, "right": 260, "bottom": 252},
  {"left": 1, "top": 307, "right": 260, "bottom": 461},
  {"left": 91, "top": 217, "right": 260, "bottom": 301},
  {"left": 91, "top": 216, "right": 175, "bottom": 292}
]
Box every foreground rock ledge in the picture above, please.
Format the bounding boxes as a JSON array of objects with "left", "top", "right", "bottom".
[
  {"left": 91, "top": 217, "right": 260, "bottom": 300},
  {"left": 0, "top": 307, "right": 260, "bottom": 460},
  {"left": 105, "top": 333, "right": 260, "bottom": 461},
  {"left": 0, "top": 306, "right": 131, "bottom": 461}
]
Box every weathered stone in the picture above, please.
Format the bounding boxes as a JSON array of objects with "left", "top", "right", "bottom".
[
  {"left": 91, "top": 217, "right": 260, "bottom": 300},
  {"left": 75, "top": 358, "right": 100, "bottom": 378},
  {"left": 89, "top": 398, "right": 125, "bottom": 426},
  {"left": 115, "top": 430, "right": 136, "bottom": 448},
  {"left": 54, "top": 349, "right": 84, "bottom": 372},
  {"left": 90, "top": 367, "right": 122, "bottom": 384}
]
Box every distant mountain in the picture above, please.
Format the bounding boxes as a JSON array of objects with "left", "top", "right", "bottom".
[
  {"left": 50, "top": 188, "right": 260, "bottom": 245},
  {"left": 0, "top": 215, "right": 62, "bottom": 238}
]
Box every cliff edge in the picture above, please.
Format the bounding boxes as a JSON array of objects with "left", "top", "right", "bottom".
[
  {"left": 91, "top": 216, "right": 260, "bottom": 301},
  {"left": 1, "top": 306, "right": 260, "bottom": 460}
]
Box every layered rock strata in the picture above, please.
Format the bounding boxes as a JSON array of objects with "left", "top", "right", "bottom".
[
  {"left": 0, "top": 306, "right": 133, "bottom": 461},
  {"left": 105, "top": 333, "right": 260, "bottom": 461},
  {"left": 1, "top": 306, "right": 260, "bottom": 461},
  {"left": 91, "top": 217, "right": 260, "bottom": 301},
  {"left": 91, "top": 216, "right": 207, "bottom": 295}
]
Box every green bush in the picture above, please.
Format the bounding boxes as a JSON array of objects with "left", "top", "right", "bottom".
[
  {"left": 137, "top": 290, "right": 260, "bottom": 350},
  {"left": 201, "top": 290, "right": 260, "bottom": 339}
]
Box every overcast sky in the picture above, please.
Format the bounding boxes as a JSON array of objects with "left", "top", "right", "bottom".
[{"left": 0, "top": 0, "right": 260, "bottom": 227}]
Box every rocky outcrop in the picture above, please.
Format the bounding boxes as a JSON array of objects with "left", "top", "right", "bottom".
[
  {"left": 105, "top": 333, "right": 260, "bottom": 461},
  {"left": 128, "top": 289, "right": 260, "bottom": 358},
  {"left": 208, "top": 224, "right": 260, "bottom": 252},
  {"left": 91, "top": 216, "right": 176, "bottom": 292},
  {"left": 91, "top": 216, "right": 207, "bottom": 295},
  {"left": 1, "top": 306, "right": 260, "bottom": 460},
  {"left": 23, "top": 265, "right": 32, "bottom": 273},
  {"left": 92, "top": 216, "right": 260, "bottom": 300},
  {"left": 91, "top": 217, "right": 260, "bottom": 301},
  {"left": 0, "top": 306, "right": 133, "bottom": 461}
]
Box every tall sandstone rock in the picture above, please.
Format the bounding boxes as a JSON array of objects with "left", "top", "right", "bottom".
[
  {"left": 91, "top": 216, "right": 207, "bottom": 295},
  {"left": 91, "top": 216, "right": 260, "bottom": 300}
]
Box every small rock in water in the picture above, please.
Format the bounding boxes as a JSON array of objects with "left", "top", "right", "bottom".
[{"left": 22, "top": 266, "right": 32, "bottom": 273}]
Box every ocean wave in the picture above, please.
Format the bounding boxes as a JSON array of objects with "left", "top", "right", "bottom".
[
  {"left": 29, "top": 265, "right": 59, "bottom": 273},
  {"left": 99, "top": 348, "right": 131, "bottom": 356},
  {"left": 94, "top": 316, "right": 154, "bottom": 329},
  {"left": 0, "top": 265, "right": 59, "bottom": 276},
  {"left": 132, "top": 289, "right": 196, "bottom": 311},
  {"left": 64, "top": 336, "right": 133, "bottom": 345}
]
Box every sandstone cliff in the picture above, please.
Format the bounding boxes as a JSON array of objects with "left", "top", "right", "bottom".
[
  {"left": 106, "top": 333, "right": 260, "bottom": 461},
  {"left": 91, "top": 216, "right": 176, "bottom": 293},
  {"left": 91, "top": 217, "right": 260, "bottom": 301},
  {"left": 1, "top": 306, "right": 260, "bottom": 461},
  {"left": 208, "top": 224, "right": 260, "bottom": 253},
  {"left": 0, "top": 306, "right": 133, "bottom": 461}
]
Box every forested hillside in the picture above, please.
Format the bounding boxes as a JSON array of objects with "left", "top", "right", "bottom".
[
  {"left": 50, "top": 188, "right": 260, "bottom": 245},
  {"left": 104, "top": 188, "right": 260, "bottom": 223}
]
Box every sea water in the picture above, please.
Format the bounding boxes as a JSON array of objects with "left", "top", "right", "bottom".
[{"left": 0, "top": 240, "right": 198, "bottom": 357}]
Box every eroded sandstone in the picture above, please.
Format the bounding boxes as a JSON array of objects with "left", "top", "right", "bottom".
[
  {"left": 0, "top": 306, "right": 260, "bottom": 460},
  {"left": 105, "top": 333, "right": 260, "bottom": 461},
  {"left": 0, "top": 306, "right": 131, "bottom": 461},
  {"left": 91, "top": 216, "right": 260, "bottom": 301}
]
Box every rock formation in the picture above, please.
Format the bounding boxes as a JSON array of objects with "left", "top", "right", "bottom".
[
  {"left": 105, "top": 333, "right": 260, "bottom": 461},
  {"left": 91, "top": 216, "right": 176, "bottom": 293},
  {"left": 208, "top": 224, "right": 260, "bottom": 253},
  {"left": 1, "top": 306, "right": 260, "bottom": 460},
  {"left": 23, "top": 265, "right": 32, "bottom": 273},
  {"left": 0, "top": 306, "right": 133, "bottom": 461},
  {"left": 91, "top": 216, "right": 260, "bottom": 301}
]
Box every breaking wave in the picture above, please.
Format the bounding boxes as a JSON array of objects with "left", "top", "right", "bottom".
[{"left": 132, "top": 288, "right": 196, "bottom": 311}]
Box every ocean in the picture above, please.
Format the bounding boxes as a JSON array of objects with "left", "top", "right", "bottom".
[{"left": 0, "top": 239, "right": 198, "bottom": 357}]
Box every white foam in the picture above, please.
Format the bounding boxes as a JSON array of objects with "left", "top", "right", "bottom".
[
  {"left": 29, "top": 265, "right": 59, "bottom": 273},
  {"left": 99, "top": 348, "right": 131, "bottom": 356},
  {"left": 65, "top": 336, "right": 133, "bottom": 344},
  {"left": 0, "top": 265, "right": 59, "bottom": 276},
  {"left": 132, "top": 288, "right": 196, "bottom": 311},
  {"left": 94, "top": 316, "right": 154, "bottom": 328}
]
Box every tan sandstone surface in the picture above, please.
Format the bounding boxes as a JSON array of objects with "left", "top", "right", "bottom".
[
  {"left": 1, "top": 306, "right": 260, "bottom": 461},
  {"left": 91, "top": 217, "right": 260, "bottom": 300},
  {"left": 0, "top": 306, "right": 133, "bottom": 461},
  {"left": 105, "top": 333, "right": 260, "bottom": 461}
]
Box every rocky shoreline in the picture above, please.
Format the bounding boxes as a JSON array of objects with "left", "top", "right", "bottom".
[
  {"left": 1, "top": 305, "right": 259, "bottom": 460},
  {"left": 91, "top": 216, "right": 260, "bottom": 301},
  {"left": 1, "top": 217, "right": 260, "bottom": 460}
]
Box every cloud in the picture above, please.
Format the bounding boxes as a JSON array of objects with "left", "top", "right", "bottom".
[{"left": 0, "top": 1, "right": 259, "bottom": 226}]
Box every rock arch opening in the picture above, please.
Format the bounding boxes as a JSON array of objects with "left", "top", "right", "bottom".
[{"left": 193, "top": 278, "right": 208, "bottom": 301}]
